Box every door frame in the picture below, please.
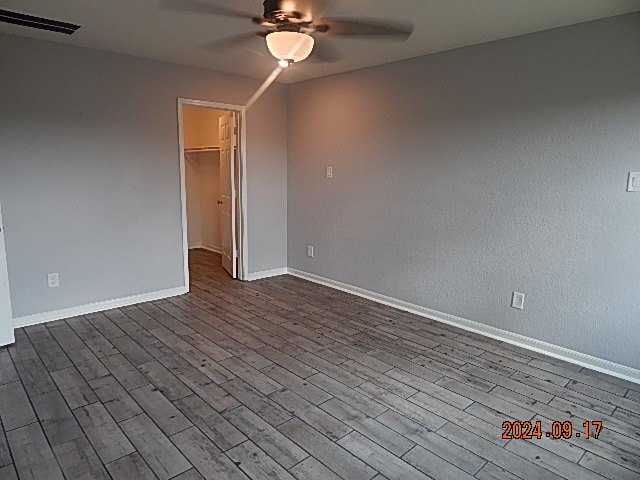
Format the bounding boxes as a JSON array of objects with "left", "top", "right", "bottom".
[
  {"left": 177, "top": 98, "right": 248, "bottom": 285},
  {"left": 0, "top": 203, "right": 15, "bottom": 346}
]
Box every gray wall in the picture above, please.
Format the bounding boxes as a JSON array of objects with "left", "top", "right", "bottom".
[
  {"left": 0, "top": 34, "right": 287, "bottom": 318},
  {"left": 288, "top": 13, "right": 640, "bottom": 369}
]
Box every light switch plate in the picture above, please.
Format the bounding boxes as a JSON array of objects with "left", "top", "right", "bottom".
[
  {"left": 628, "top": 172, "right": 640, "bottom": 192},
  {"left": 326, "top": 166, "right": 333, "bottom": 179}
]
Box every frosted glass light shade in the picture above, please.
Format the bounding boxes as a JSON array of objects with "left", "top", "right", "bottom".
[{"left": 266, "top": 31, "right": 314, "bottom": 63}]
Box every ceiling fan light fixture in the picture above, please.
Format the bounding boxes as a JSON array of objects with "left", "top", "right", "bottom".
[{"left": 266, "top": 31, "right": 314, "bottom": 63}]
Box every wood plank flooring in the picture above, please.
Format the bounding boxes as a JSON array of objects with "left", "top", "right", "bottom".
[{"left": 1, "top": 248, "right": 639, "bottom": 479}]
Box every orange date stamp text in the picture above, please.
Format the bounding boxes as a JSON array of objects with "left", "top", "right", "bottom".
[{"left": 501, "top": 420, "right": 603, "bottom": 440}]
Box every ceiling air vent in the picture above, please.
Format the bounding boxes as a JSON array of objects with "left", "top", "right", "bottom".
[{"left": 0, "top": 8, "right": 80, "bottom": 35}]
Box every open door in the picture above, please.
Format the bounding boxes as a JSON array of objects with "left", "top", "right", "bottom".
[
  {"left": 0, "top": 204, "right": 15, "bottom": 346},
  {"left": 218, "top": 112, "right": 237, "bottom": 278}
]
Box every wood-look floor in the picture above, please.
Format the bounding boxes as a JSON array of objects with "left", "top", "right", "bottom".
[{"left": 1, "top": 249, "right": 639, "bottom": 480}]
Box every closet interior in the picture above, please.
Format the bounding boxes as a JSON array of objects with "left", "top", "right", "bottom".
[{"left": 184, "top": 106, "right": 224, "bottom": 256}]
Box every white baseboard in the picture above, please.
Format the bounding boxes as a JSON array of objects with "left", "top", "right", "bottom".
[
  {"left": 11, "top": 262, "right": 639, "bottom": 385},
  {"left": 13, "top": 286, "right": 188, "bottom": 329},
  {"left": 0, "top": 330, "right": 15, "bottom": 347},
  {"left": 201, "top": 244, "right": 222, "bottom": 254},
  {"left": 287, "top": 268, "right": 640, "bottom": 385},
  {"left": 244, "top": 267, "right": 288, "bottom": 282},
  {"left": 189, "top": 245, "right": 222, "bottom": 254}
]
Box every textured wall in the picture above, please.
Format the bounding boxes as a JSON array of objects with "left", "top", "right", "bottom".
[
  {"left": 0, "top": 34, "right": 288, "bottom": 318},
  {"left": 246, "top": 82, "right": 289, "bottom": 274},
  {"left": 288, "top": 14, "right": 640, "bottom": 369}
]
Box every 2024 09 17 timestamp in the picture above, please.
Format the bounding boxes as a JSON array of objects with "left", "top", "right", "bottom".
[{"left": 502, "top": 420, "right": 603, "bottom": 440}]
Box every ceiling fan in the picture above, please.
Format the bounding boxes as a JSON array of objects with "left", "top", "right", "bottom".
[{"left": 161, "top": 0, "right": 414, "bottom": 67}]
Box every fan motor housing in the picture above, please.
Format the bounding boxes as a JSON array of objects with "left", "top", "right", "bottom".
[{"left": 263, "top": 0, "right": 302, "bottom": 22}]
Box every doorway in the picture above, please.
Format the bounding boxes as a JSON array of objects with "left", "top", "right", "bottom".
[{"left": 178, "top": 99, "right": 247, "bottom": 286}]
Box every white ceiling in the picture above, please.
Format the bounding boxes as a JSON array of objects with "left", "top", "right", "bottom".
[{"left": 2, "top": 0, "right": 639, "bottom": 84}]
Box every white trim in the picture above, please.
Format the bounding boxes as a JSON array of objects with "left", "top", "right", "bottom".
[
  {"left": 177, "top": 101, "right": 190, "bottom": 291},
  {"left": 177, "top": 98, "right": 248, "bottom": 286},
  {"left": 200, "top": 244, "right": 222, "bottom": 254},
  {"left": 188, "top": 245, "right": 223, "bottom": 254},
  {"left": 13, "top": 286, "right": 187, "bottom": 329},
  {"left": 238, "top": 113, "right": 249, "bottom": 281},
  {"left": 229, "top": 111, "right": 238, "bottom": 279},
  {"left": 0, "top": 204, "right": 15, "bottom": 346},
  {"left": 185, "top": 146, "right": 221, "bottom": 153},
  {"left": 244, "top": 268, "right": 288, "bottom": 282},
  {"left": 287, "top": 268, "right": 640, "bottom": 385}
]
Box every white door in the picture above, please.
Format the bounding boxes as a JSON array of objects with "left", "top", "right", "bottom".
[
  {"left": 0, "top": 204, "right": 15, "bottom": 346},
  {"left": 219, "top": 112, "right": 237, "bottom": 278}
]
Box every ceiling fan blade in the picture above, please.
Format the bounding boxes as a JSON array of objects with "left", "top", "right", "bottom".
[
  {"left": 201, "top": 32, "right": 264, "bottom": 54},
  {"left": 308, "top": 39, "right": 342, "bottom": 63},
  {"left": 159, "top": 0, "right": 255, "bottom": 20},
  {"left": 311, "top": 0, "right": 335, "bottom": 19},
  {"left": 252, "top": 17, "right": 275, "bottom": 27},
  {"left": 317, "top": 17, "right": 414, "bottom": 41}
]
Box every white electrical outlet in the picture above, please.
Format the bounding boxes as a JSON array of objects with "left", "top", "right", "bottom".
[
  {"left": 511, "top": 292, "right": 525, "bottom": 310},
  {"left": 307, "top": 245, "right": 314, "bottom": 258},
  {"left": 48, "top": 273, "right": 60, "bottom": 288},
  {"left": 326, "top": 166, "right": 333, "bottom": 179}
]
